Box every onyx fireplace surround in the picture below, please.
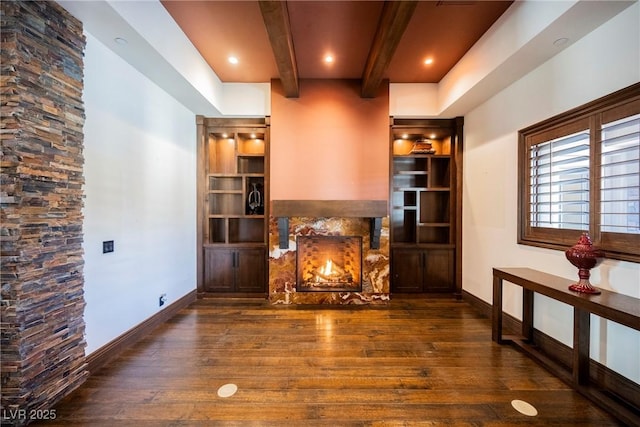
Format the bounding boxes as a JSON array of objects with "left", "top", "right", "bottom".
[{"left": 269, "top": 200, "right": 390, "bottom": 305}]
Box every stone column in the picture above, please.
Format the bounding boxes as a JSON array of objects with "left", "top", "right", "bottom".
[{"left": 1, "top": 1, "right": 88, "bottom": 424}]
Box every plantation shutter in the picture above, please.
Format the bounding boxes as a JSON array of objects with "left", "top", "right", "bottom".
[
  {"left": 599, "top": 100, "right": 640, "bottom": 256},
  {"left": 530, "top": 131, "right": 591, "bottom": 230},
  {"left": 523, "top": 118, "right": 591, "bottom": 245}
]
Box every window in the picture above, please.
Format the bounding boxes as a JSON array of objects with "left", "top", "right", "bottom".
[
  {"left": 519, "top": 83, "right": 640, "bottom": 262},
  {"left": 600, "top": 113, "right": 640, "bottom": 235}
]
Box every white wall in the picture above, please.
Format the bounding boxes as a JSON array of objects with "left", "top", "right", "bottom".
[
  {"left": 389, "top": 83, "right": 439, "bottom": 117},
  {"left": 463, "top": 3, "right": 640, "bottom": 382},
  {"left": 82, "top": 33, "right": 197, "bottom": 354}
]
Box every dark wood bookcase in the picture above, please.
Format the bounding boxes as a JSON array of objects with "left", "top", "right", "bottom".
[
  {"left": 390, "top": 117, "right": 463, "bottom": 296},
  {"left": 196, "top": 116, "right": 269, "bottom": 296}
]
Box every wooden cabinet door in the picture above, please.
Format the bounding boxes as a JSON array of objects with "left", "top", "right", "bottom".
[
  {"left": 203, "top": 248, "right": 235, "bottom": 292},
  {"left": 424, "top": 249, "right": 454, "bottom": 292},
  {"left": 236, "top": 248, "right": 266, "bottom": 293},
  {"left": 391, "top": 248, "right": 424, "bottom": 293}
]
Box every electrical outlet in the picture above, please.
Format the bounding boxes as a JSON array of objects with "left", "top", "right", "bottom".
[
  {"left": 103, "top": 240, "right": 114, "bottom": 253},
  {"left": 159, "top": 293, "right": 167, "bottom": 307}
]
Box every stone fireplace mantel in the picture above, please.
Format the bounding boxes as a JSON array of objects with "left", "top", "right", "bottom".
[{"left": 272, "top": 200, "right": 388, "bottom": 249}]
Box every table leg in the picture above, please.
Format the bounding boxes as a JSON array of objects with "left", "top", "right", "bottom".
[
  {"left": 573, "top": 308, "right": 590, "bottom": 386},
  {"left": 522, "top": 289, "right": 534, "bottom": 342},
  {"left": 492, "top": 274, "right": 503, "bottom": 343}
]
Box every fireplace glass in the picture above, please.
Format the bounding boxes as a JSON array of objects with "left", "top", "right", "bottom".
[{"left": 296, "top": 235, "right": 363, "bottom": 292}]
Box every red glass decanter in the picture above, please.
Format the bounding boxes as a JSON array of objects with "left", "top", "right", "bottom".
[{"left": 565, "top": 233, "right": 604, "bottom": 295}]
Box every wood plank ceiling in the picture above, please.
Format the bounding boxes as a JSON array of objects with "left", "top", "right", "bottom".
[{"left": 161, "top": 1, "right": 513, "bottom": 98}]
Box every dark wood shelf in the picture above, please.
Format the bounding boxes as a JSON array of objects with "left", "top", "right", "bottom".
[
  {"left": 396, "top": 170, "right": 428, "bottom": 175},
  {"left": 392, "top": 242, "right": 455, "bottom": 249},
  {"left": 272, "top": 199, "right": 388, "bottom": 218},
  {"left": 394, "top": 186, "right": 428, "bottom": 191},
  {"left": 208, "top": 190, "right": 243, "bottom": 194}
]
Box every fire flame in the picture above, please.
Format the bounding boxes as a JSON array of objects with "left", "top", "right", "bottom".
[
  {"left": 319, "top": 259, "right": 334, "bottom": 276},
  {"left": 313, "top": 258, "right": 349, "bottom": 284}
]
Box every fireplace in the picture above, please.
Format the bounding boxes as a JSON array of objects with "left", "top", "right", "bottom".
[
  {"left": 269, "top": 200, "right": 390, "bottom": 305},
  {"left": 296, "top": 235, "right": 362, "bottom": 292}
]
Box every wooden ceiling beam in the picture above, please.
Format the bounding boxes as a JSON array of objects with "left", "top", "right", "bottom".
[
  {"left": 361, "top": 1, "right": 418, "bottom": 98},
  {"left": 259, "top": 0, "right": 299, "bottom": 98}
]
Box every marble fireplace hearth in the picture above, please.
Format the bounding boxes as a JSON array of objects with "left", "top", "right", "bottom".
[{"left": 268, "top": 200, "right": 390, "bottom": 305}]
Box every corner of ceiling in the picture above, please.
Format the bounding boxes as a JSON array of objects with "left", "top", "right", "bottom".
[
  {"left": 59, "top": 0, "right": 226, "bottom": 116},
  {"left": 436, "top": 0, "right": 636, "bottom": 118}
]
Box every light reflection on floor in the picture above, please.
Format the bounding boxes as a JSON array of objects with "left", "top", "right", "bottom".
[{"left": 315, "top": 313, "right": 335, "bottom": 344}]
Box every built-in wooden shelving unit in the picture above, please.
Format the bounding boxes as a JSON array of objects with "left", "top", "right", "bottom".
[
  {"left": 196, "top": 117, "right": 269, "bottom": 296},
  {"left": 390, "top": 117, "right": 463, "bottom": 295}
]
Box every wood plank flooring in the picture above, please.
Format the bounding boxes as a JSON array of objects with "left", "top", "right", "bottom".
[{"left": 34, "top": 297, "right": 624, "bottom": 426}]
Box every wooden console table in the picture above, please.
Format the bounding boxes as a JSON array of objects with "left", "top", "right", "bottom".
[{"left": 492, "top": 267, "right": 640, "bottom": 425}]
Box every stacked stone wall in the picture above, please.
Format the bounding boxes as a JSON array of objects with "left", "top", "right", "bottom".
[{"left": 1, "top": 1, "right": 87, "bottom": 424}]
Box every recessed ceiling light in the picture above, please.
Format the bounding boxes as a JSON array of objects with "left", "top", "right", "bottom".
[
  {"left": 324, "top": 54, "right": 334, "bottom": 63},
  {"left": 228, "top": 56, "right": 239, "bottom": 64},
  {"left": 553, "top": 37, "right": 569, "bottom": 47},
  {"left": 114, "top": 37, "right": 128, "bottom": 45},
  {"left": 424, "top": 58, "right": 434, "bottom": 65}
]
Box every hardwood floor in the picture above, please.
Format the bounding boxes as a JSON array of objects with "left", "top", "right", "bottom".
[{"left": 35, "top": 297, "right": 624, "bottom": 426}]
